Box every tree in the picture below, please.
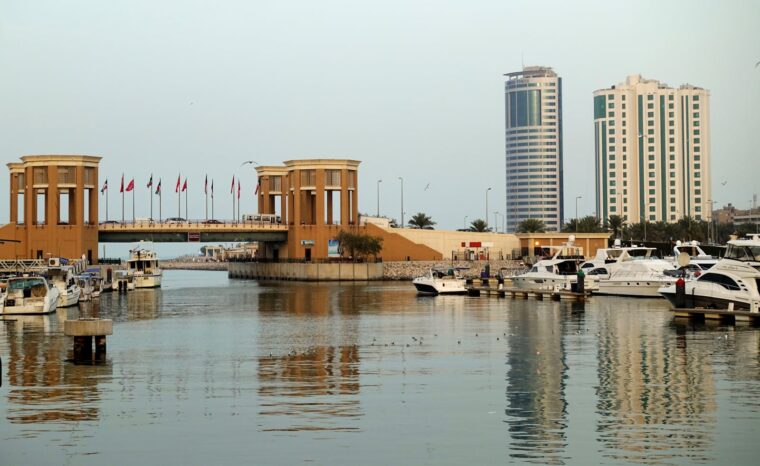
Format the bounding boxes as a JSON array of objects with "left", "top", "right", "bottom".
[
  {"left": 516, "top": 218, "right": 546, "bottom": 233},
  {"left": 407, "top": 212, "right": 436, "bottom": 229},
  {"left": 562, "top": 215, "right": 604, "bottom": 233},
  {"left": 607, "top": 215, "right": 624, "bottom": 238},
  {"left": 335, "top": 230, "right": 383, "bottom": 260},
  {"left": 468, "top": 219, "right": 490, "bottom": 232}
]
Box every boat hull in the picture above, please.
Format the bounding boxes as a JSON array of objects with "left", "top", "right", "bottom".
[
  {"left": 597, "top": 279, "right": 674, "bottom": 298},
  {"left": 659, "top": 288, "right": 754, "bottom": 310},
  {"left": 412, "top": 279, "right": 467, "bottom": 295},
  {"left": 512, "top": 276, "right": 574, "bottom": 291},
  {"left": 134, "top": 274, "right": 162, "bottom": 289},
  {"left": 57, "top": 287, "right": 81, "bottom": 307}
]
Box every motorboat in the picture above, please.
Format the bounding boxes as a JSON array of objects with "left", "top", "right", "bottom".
[
  {"left": 671, "top": 240, "right": 718, "bottom": 271},
  {"left": 127, "top": 242, "right": 162, "bottom": 288},
  {"left": 1, "top": 276, "right": 60, "bottom": 315},
  {"left": 512, "top": 241, "right": 588, "bottom": 291},
  {"left": 114, "top": 269, "right": 136, "bottom": 292},
  {"left": 413, "top": 267, "right": 468, "bottom": 295},
  {"left": 659, "top": 234, "right": 760, "bottom": 311},
  {"left": 46, "top": 264, "right": 82, "bottom": 307},
  {"left": 76, "top": 273, "right": 103, "bottom": 301},
  {"left": 581, "top": 243, "right": 678, "bottom": 297}
]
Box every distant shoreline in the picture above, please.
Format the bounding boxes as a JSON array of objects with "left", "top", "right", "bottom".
[{"left": 161, "top": 261, "right": 228, "bottom": 271}]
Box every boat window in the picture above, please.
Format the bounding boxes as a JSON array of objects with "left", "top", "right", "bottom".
[
  {"left": 581, "top": 263, "right": 595, "bottom": 269},
  {"left": 588, "top": 268, "right": 609, "bottom": 275},
  {"left": 530, "top": 267, "right": 538, "bottom": 273},
  {"left": 698, "top": 273, "right": 740, "bottom": 291},
  {"left": 627, "top": 249, "right": 653, "bottom": 258},
  {"left": 725, "top": 244, "right": 760, "bottom": 262},
  {"left": 545, "top": 266, "right": 553, "bottom": 273}
]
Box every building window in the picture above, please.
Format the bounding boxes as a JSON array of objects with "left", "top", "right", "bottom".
[
  {"left": 300, "top": 170, "right": 316, "bottom": 187},
  {"left": 33, "top": 167, "right": 48, "bottom": 185}
]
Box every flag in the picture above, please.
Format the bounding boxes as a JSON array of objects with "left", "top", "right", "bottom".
[
  {"left": 204, "top": 175, "right": 208, "bottom": 194},
  {"left": 101, "top": 179, "right": 108, "bottom": 194},
  {"left": 237, "top": 179, "right": 241, "bottom": 200},
  {"left": 211, "top": 179, "right": 214, "bottom": 198},
  {"left": 175, "top": 175, "right": 181, "bottom": 193},
  {"left": 254, "top": 183, "right": 259, "bottom": 195},
  {"left": 230, "top": 176, "right": 235, "bottom": 194},
  {"left": 155, "top": 179, "right": 161, "bottom": 195},
  {"left": 120, "top": 174, "right": 124, "bottom": 193},
  {"left": 182, "top": 178, "right": 188, "bottom": 192},
  {"left": 147, "top": 174, "right": 153, "bottom": 188},
  {"left": 126, "top": 179, "right": 135, "bottom": 192}
]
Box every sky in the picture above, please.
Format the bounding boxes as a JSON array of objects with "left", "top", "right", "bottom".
[{"left": 1, "top": 0, "right": 758, "bottom": 257}]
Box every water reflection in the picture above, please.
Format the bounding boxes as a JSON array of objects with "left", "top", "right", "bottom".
[
  {"left": 255, "top": 283, "right": 362, "bottom": 432},
  {"left": 595, "top": 300, "right": 716, "bottom": 464},
  {"left": 505, "top": 302, "right": 569, "bottom": 465},
  {"left": 96, "top": 289, "right": 162, "bottom": 321},
  {"left": 1, "top": 311, "right": 111, "bottom": 429}
]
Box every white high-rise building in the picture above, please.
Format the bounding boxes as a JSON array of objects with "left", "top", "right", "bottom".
[
  {"left": 593, "top": 75, "right": 711, "bottom": 224},
  {"left": 504, "top": 66, "right": 564, "bottom": 232}
]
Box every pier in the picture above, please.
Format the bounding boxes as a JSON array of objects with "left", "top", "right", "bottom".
[
  {"left": 467, "top": 285, "right": 589, "bottom": 302},
  {"left": 64, "top": 318, "right": 113, "bottom": 363},
  {"left": 672, "top": 308, "right": 760, "bottom": 325}
]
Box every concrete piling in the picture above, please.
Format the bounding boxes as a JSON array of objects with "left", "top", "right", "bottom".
[{"left": 64, "top": 318, "right": 113, "bottom": 363}]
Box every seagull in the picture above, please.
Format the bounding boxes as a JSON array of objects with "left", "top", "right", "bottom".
[
  {"left": 424, "top": 183, "right": 431, "bottom": 191},
  {"left": 241, "top": 160, "right": 260, "bottom": 167},
  {"left": 721, "top": 181, "right": 727, "bottom": 186},
  {"left": 756, "top": 60, "right": 760, "bottom": 68}
]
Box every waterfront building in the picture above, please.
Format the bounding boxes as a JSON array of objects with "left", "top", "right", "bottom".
[
  {"left": 593, "top": 75, "right": 711, "bottom": 224},
  {"left": 0, "top": 155, "right": 101, "bottom": 261},
  {"left": 504, "top": 66, "right": 564, "bottom": 233}
]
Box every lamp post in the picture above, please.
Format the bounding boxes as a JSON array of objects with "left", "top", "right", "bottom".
[
  {"left": 485, "top": 187, "right": 492, "bottom": 230},
  {"left": 575, "top": 195, "right": 582, "bottom": 232},
  {"left": 493, "top": 211, "right": 500, "bottom": 233},
  {"left": 376, "top": 179, "right": 382, "bottom": 217},
  {"left": 398, "top": 177, "right": 404, "bottom": 228}
]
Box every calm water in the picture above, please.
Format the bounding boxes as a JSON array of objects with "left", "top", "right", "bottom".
[{"left": 1, "top": 271, "right": 759, "bottom": 465}]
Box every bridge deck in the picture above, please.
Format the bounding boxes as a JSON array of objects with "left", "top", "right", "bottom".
[{"left": 98, "top": 221, "right": 288, "bottom": 243}]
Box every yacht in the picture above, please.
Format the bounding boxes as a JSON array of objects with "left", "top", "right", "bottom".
[
  {"left": 512, "top": 241, "right": 588, "bottom": 291},
  {"left": 413, "top": 267, "right": 468, "bottom": 295},
  {"left": 659, "top": 234, "right": 760, "bottom": 311},
  {"left": 114, "top": 269, "right": 136, "bottom": 292},
  {"left": 76, "top": 273, "right": 103, "bottom": 301},
  {"left": 127, "top": 242, "right": 162, "bottom": 288},
  {"left": 671, "top": 240, "right": 718, "bottom": 271},
  {"left": 1, "top": 276, "right": 60, "bottom": 315},
  {"left": 47, "top": 264, "right": 82, "bottom": 307},
  {"left": 581, "top": 243, "right": 678, "bottom": 297}
]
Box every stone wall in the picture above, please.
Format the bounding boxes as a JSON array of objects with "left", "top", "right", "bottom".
[{"left": 382, "top": 260, "right": 526, "bottom": 280}]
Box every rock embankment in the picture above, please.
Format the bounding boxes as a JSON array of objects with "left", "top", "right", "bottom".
[
  {"left": 161, "top": 261, "right": 228, "bottom": 271},
  {"left": 383, "top": 260, "right": 526, "bottom": 280}
]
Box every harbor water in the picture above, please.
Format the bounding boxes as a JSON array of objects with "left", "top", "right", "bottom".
[{"left": 2, "top": 270, "right": 759, "bottom": 465}]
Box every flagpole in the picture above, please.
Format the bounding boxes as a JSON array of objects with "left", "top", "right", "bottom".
[
  {"left": 150, "top": 183, "right": 153, "bottom": 221},
  {"left": 205, "top": 191, "right": 208, "bottom": 221},
  {"left": 185, "top": 184, "right": 188, "bottom": 221},
  {"left": 211, "top": 180, "right": 215, "bottom": 220},
  {"left": 159, "top": 184, "right": 162, "bottom": 222},
  {"left": 106, "top": 185, "right": 109, "bottom": 221},
  {"left": 178, "top": 175, "right": 181, "bottom": 219},
  {"left": 132, "top": 188, "right": 135, "bottom": 222},
  {"left": 121, "top": 176, "right": 124, "bottom": 223}
]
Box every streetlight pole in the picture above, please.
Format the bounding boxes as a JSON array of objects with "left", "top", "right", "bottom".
[
  {"left": 575, "top": 196, "right": 582, "bottom": 232},
  {"left": 398, "top": 177, "right": 404, "bottom": 228},
  {"left": 485, "top": 187, "right": 492, "bottom": 230},
  {"left": 493, "top": 211, "right": 499, "bottom": 233},
  {"left": 376, "top": 179, "right": 382, "bottom": 217}
]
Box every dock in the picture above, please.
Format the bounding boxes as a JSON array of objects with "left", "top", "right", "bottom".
[
  {"left": 673, "top": 308, "right": 760, "bottom": 325},
  {"left": 467, "top": 286, "right": 589, "bottom": 302}
]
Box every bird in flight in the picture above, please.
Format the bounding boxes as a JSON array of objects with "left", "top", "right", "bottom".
[
  {"left": 424, "top": 183, "right": 431, "bottom": 191},
  {"left": 721, "top": 181, "right": 727, "bottom": 186},
  {"left": 756, "top": 60, "right": 760, "bottom": 68},
  {"left": 241, "top": 160, "right": 260, "bottom": 166}
]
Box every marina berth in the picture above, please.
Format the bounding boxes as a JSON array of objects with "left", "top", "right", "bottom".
[
  {"left": 1, "top": 276, "right": 60, "bottom": 315},
  {"left": 659, "top": 234, "right": 760, "bottom": 311}
]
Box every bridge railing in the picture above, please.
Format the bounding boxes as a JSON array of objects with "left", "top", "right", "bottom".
[{"left": 98, "top": 220, "right": 288, "bottom": 230}]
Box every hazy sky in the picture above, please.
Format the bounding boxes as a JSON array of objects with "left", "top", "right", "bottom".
[{"left": 1, "top": 0, "right": 758, "bottom": 255}]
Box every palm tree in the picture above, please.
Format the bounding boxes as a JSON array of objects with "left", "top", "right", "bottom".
[
  {"left": 468, "top": 219, "right": 490, "bottom": 232},
  {"left": 407, "top": 212, "right": 436, "bottom": 229},
  {"left": 516, "top": 218, "right": 546, "bottom": 233},
  {"left": 607, "top": 215, "right": 624, "bottom": 238}
]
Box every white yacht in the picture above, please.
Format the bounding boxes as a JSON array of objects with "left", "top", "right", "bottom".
[
  {"left": 114, "top": 269, "right": 136, "bottom": 292},
  {"left": 127, "top": 242, "right": 162, "bottom": 288},
  {"left": 581, "top": 243, "right": 678, "bottom": 297},
  {"left": 47, "top": 264, "right": 82, "bottom": 307},
  {"left": 659, "top": 234, "right": 760, "bottom": 311},
  {"left": 413, "top": 267, "right": 468, "bottom": 295},
  {"left": 1, "top": 276, "right": 60, "bottom": 315},
  {"left": 512, "top": 241, "right": 588, "bottom": 291},
  {"left": 671, "top": 240, "right": 718, "bottom": 271}
]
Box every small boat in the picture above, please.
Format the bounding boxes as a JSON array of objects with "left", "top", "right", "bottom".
[
  {"left": 659, "top": 234, "right": 760, "bottom": 310},
  {"left": 127, "top": 242, "right": 162, "bottom": 288},
  {"left": 1, "top": 276, "right": 60, "bottom": 315},
  {"left": 512, "top": 240, "right": 588, "bottom": 291},
  {"left": 46, "top": 263, "right": 82, "bottom": 307},
  {"left": 413, "top": 267, "right": 468, "bottom": 295},
  {"left": 76, "top": 273, "right": 103, "bottom": 301},
  {"left": 114, "top": 269, "right": 135, "bottom": 292}
]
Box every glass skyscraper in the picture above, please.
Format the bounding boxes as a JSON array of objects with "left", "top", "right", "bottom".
[{"left": 504, "top": 66, "right": 564, "bottom": 232}]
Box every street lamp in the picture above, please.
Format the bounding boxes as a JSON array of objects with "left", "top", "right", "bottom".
[
  {"left": 376, "top": 179, "right": 382, "bottom": 217},
  {"left": 575, "top": 196, "right": 582, "bottom": 232},
  {"left": 485, "top": 187, "right": 492, "bottom": 229},
  {"left": 493, "top": 211, "right": 500, "bottom": 233},
  {"left": 398, "top": 177, "right": 404, "bottom": 227}
]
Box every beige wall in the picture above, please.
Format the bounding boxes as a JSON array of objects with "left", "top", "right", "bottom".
[{"left": 378, "top": 226, "right": 521, "bottom": 258}]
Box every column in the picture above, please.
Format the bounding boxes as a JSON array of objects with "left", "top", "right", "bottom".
[
  {"left": 326, "top": 191, "right": 333, "bottom": 225},
  {"left": 46, "top": 165, "right": 57, "bottom": 227},
  {"left": 9, "top": 173, "right": 17, "bottom": 223},
  {"left": 315, "top": 168, "right": 325, "bottom": 226},
  {"left": 340, "top": 168, "right": 350, "bottom": 226}
]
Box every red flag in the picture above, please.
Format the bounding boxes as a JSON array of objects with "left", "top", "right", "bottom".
[
  {"left": 155, "top": 179, "right": 161, "bottom": 195},
  {"left": 204, "top": 175, "right": 208, "bottom": 194},
  {"left": 237, "top": 180, "right": 240, "bottom": 200},
  {"left": 101, "top": 179, "right": 108, "bottom": 193},
  {"left": 175, "top": 175, "right": 181, "bottom": 193},
  {"left": 126, "top": 179, "right": 135, "bottom": 192},
  {"left": 182, "top": 178, "right": 187, "bottom": 192},
  {"left": 147, "top": 174, "right": 153, "bottom": 188},
  {"left": 230, "top": 176, "right": 235, "bottom": 194},
  {"left": 120, "top": 174, "right": 125, "bottom": 193}
]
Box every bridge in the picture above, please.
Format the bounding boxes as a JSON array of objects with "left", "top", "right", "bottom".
[{"left": 98, "top": 220, "right": 288, "bottom": 243}]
